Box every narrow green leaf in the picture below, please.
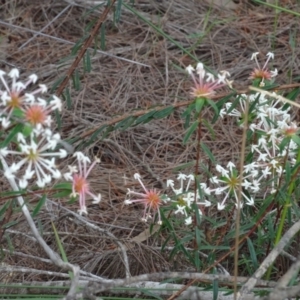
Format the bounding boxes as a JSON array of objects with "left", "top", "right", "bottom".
[
  {"left": 161, "top": 234, "right": 172, "bottom": 252},
  {"left": 206, "top": 98, "right": 219, "bottom": 116},
  {"left": 153, "top": 106, "right": 174, "bottom": 119},
  {"left": 182, "top": 103, "right": 195, "bottom": 129},
  {"left": 52, "top": 222, "right": 73, "bottom": 279},
  {"left": 194, "top": 249, "right": 200, "bottom": 271},
  {"left": 72, "top": 69, "right": 81, "bottom": 91},
  {"left": 161, "top": 211, "right": 173, "bottom": 231},
  {"left": 0, "top": 123, "right": 23, "bottom": 148},
  {"left": 101, "top": 125, "right": 114, "bottom": 139},
  {"left": 114, "top": 116, "right": 135, "bottom": 131},
  {"left": 212, "top": 272, "right": 219, "bottom": 300},
  {"left": 195, "top": 227, "right": 202, "bottom": 249},
  {"left": 115, "top": 0, "right": 123, "bottom": 23},
  {"left": 84, "top": 50, "right": 92, "bottom": 73},
  {"left": 31, "top": 194, "right": 46, "bottom": 218},
  {"left": 2, "top": 220, "right": 18, "bottom": 229},
  {"left": 90, "top": 125, "right": 107, "bottom": 142},
  {"left": 246, "top": 237, "right": 258, "bottom": 269},
  {"left": 0, "top": 201, "right": 11, "bottom": 217},
  {"left": 21, "top": 123, "right": 33, "bottom": 137},
  {"left": 141, "top": 289, "right": 163, "bottom": 300},
  {"left": 100, "top": 23, "right": 106, "bottom": 50},
  {"left": 183, "top": 121, "right": 198, "bottom": 144},
  {"left": 84, "top": 19, "right": 96, "bottom": 32},
  {"left": 285, "top": 161, "right": 291, "bottom": 183},
  {"left": 55, "top": 109, "right": 62, "bottom": 131},
  {"left": 292, "top": 134, "right": 300, "bottom": 146},
  {"left": 71, "top": 35, "right": 87, "bottom": 55},
  {"left": 195, "top": 97, "right": 206, "bottom": 113},
  {"left": 83, "top": 4, "right": 105, "bottom": 19},
  {"left": 193, "top": 202, "right": 202, "bottom": 228},
  {"left": 62, "top": 87, "right": 72, "bottom": 109},
  {"left": 52, "top": 182, "right": 72, "bottom": 198},
  {"left": 5, "top": 232, "right": 14, "bottom": 252},
  {"left": 201, "top": 142, "right": 215, "bottom": 163},
  {"left": 202, "top": 119, "right": 215, "bottom": 139},
  {"left": 50, "top": 76, "right": 67, "bottom": 94},
  {"left": 134, "top": 110, "right": 156, "bottom": 125}
]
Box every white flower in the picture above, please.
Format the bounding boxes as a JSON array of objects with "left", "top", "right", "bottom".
[
  {"left": 186, "top": 65, "right": 195, "bottom": 75},
  {"left": 0, "top": 68, "right": 50, "bottom": 128},
  {"left": 166, "top": 173, "right": 211, "bottom": 224},
  {"left": 185, "top": 216, "right": 192, "bottom": 225},
  {"left": 2, "top": 131, "right": 66, "bottom": 188}
]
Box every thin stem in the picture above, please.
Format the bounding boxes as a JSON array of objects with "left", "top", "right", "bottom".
[{"left": 233, "top": 97, "right": 249, "bottom": 299}]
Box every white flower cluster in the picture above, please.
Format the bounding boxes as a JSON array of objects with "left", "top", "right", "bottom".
[
  {"left": 215, "top": 90, "right": 298, "bottom": 208},
  {"left": 0, "top": 69, "right": 66, "bottom": 188},
  {"left": 166, "top": 173, "right": 211, "bottom": 225},
  {"left": 167, "top": 93, "right": 298, "bottom": 215}
]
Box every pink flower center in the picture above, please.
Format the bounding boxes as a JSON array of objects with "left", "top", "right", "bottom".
[
  {"left": 73, "top": 174, "right": 89, "bottom": 194},
  {"left": 249, "top": 68, "right": 272, "bottom": 80},
  {"left": 146, "top": 189, "right": 161, "bottom": 210},
  {"left": 25, "top": 105, "right": 47, "bottom": 126}
]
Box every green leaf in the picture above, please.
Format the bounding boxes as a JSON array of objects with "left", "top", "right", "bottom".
[
  {"left": 100, "top": 23, "right": 106, "bottom": 50},
  {"left": 279, "top": 137, "right": 290, "bottom": 152},
  {"left": 50, "top": 75, "right": 67, "bottom": 94},
  {"left": 71, "top": 35, "right": 87, "bottom": 55},
  {"left": 90, "top": 125, "right": 107, "bottom": 142},
  {"left": 153, "top": 106, "right": 174, "bottom": 119},
  {"left": 134, "top": 110, "right": 156, "bottom": 125},
  {"left": 52, "top": 222, "right": 73, "bottom": 279},
  {"left": 194, "top": 249, "right": 200, "bottom": 271},
  {"left": 0, "top": 123, "right": 23, "bottom": 148},
  {"left": 195, "top": 97, "right": 206, "bottom": 113},
  {"left": 72, "top": 69, "right": 81, "bottom": 91},
  {"left": 182, "top": 103, "right": 195, "bottom": 129},
  {"left": 101, "top": 125, "right": 114, "bottom": 139},
  {"left": 206, "top": 98, "right": 219, "bottom": 115},
  {"left": 183, "top": 120, "right": 198, "bottom": 144},
  {"left": 55, "top": 109, "right": 62, "bottom": 131},
  {"left": 2, "top": 220, "right": 18, "bottom": 229},
  {"left": 292, "top": 134, "right": 300, "bottom": 146},
  {"left": 31, "top": 195, "right": 46, "bottom": 218},
  {"left": 62, "top": 87, "right": 72, "bottom": 109},
  {"left": 115, "top": 116, "right": 135, "bottom": 131},
  {"left": 0, "top": 201, "right": 11, "bottom": 217},
  {"left": 21, "top": 124, "right": 33, "bottom": 137},
  {"left": 201, "top": 142, "right": 215, "bottom": 163},
  {"left": 285, "top": 161, "right": 291, "bottom": 183},
  {"left": 193, "top": 202, "right": 202, "bottom": 227},
  {"left": 247, "top": 237, "right": 258, "bottom": 269},
  {"left": 52, "top": 182, "right": 72, "bottom": 198},
  {"left": 12, "top": 107, "right": 23, "bottom": 119},
  {"left": 5, "top": 232, "right": 14, "bottom": 252},
  {"left": 115, "top": 0, "right": 123, "bottom": 23},
  {"left": 202, "top": 118, "right": 215, "bottom": 139},
  {"left": 212, "top": 272, "right": 219, "bottom": 300},
  {"left": 83, "top": 50, "right": 91, "bottom": 73},
  {"left": 285, "top": 87, "right": 300, "bottom": 100},
  {"left": 195, "top": 227, "right": 202, "bottom": 249}
]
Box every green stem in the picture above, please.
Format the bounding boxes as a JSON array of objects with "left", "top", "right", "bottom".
[{"left": 265, "top": 147, "right": 300, "bottom": 279}]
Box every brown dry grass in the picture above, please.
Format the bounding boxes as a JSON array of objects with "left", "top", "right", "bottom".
[{"left": 0, "top": 0, "right": 300, "bottom": 289}]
